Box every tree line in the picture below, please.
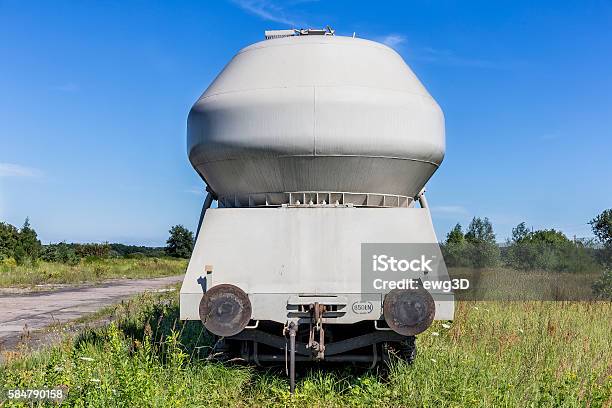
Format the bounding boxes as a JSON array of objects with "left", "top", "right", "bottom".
[
  {"left": 440, "top": 209, "right": 612, "bottom": 298},
  {"left": 2, "top": 211, "right": 610, "bottom": 298},
  {"left": 0, "top": 219, "right": 195, "bottom": 266}
]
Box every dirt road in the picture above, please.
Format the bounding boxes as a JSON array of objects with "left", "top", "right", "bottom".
[{"left": 0, "top": 275, "right": 183, "bottom": 352}]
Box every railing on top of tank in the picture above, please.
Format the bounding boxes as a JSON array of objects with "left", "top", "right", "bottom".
[{"left": 217, "top": 192, "right": 413, "bottom": 208}]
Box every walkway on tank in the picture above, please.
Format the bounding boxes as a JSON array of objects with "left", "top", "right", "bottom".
[{"left": 0, "top": 275, "right": 182, "bottom": 356}]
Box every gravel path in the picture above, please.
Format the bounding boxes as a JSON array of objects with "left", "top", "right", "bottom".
[{"left": 0, "top": 275, "right": 183, "bottom": 352}]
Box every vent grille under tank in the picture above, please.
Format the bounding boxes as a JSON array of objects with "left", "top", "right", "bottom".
[{"left": 218, "top": 191, "right": 413, "bottom": 208}]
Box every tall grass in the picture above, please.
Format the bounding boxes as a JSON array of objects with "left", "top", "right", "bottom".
[
  {"left": 1, "top": 291, "right": 610, "bottom": 407},
  {"left": 449, "top": 267, "right": 602, "bottom": 301},
  {"left": 0, "top": 257, "right": 187, "bottom": 287}
]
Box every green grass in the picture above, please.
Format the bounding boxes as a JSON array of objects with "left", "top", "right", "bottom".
[
  {"left": 0, "top": 257, "right": 187, "bottom": 288},
  {"left": 1, "top": 291, "right": 610, "bottom": 407}
]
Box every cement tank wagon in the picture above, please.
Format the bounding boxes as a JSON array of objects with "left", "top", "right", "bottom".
[
  {"left": 187, "top": 32, "right": 444, "bottom": 207},
  {"left": 180, "top": 27, "right": 454, "bottom": 392}
]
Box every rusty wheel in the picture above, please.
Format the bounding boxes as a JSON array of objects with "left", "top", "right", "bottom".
[
  {"left": 383, "top": 288, "right": 435, "bottom": 336},
  {"left": 199, "top": 284, "right": 252, "bottom": 337}
]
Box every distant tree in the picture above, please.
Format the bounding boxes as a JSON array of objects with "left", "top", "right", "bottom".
[
  {"left": 464, "top": 217, "right": 500, "bottom": 268},
  {"left": 18, "top": 218, "right": 42, "bottom": 260},
  {"left": 590, "top": 209, "right": 612, "bottom": 269},
  {"left": 506, "top": 222, "right": 536, "bottom": 270},
  {"left": 165, "top": 225, "right": 194, "bottom": 258},
  {"left": 441, "top": 219, "right": 500, "bottom": 269},
  {"left": 511, "top": 222, "right": 530, "bottom": 243},
  {"left": 441, "top": 224, "right": 468, "bottom": 267},
  {"left": 0, "top": 222, "right": 19, "bottom": 260},
  {"left": 590, "top": 209, "right": 612, "bottom": 246},
  {"left": 446, "top": 223, "right": 465, "bottom": 245},
  {"left": 465, "top": 217, "right": 496, "bottom": 244},
  {"left": 590, "top": 209, "right": 612, "bottom": 298},
  {"left": 0, "top": 218, "right": 41, "bottom": 264}
]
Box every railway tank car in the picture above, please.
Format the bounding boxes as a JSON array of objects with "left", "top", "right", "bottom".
[{"left": 180, "top": 27, "right": 454, "bottom": 392}]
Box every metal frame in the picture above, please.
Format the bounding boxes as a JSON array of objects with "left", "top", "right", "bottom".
[
  {"left": 231, "top": 324, "right": 406, "bottom": 391},
  {"left": 264, "top": 26, "right": 335, "bottom": 40},
  {"left": 229, "top": 327, "right": 405, "bottom": 357}
]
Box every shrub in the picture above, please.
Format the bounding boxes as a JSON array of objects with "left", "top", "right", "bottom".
[
  {"left": 504, "top": 224, "right": 599, "bottom": 273},
  {"left": 41, "top": 242, "right": 80, "bottom": 265},
  {"left": 125, "top": 252, "right": 146, "bottom": 259},
  {"left": 110, "top": 244, "right": 166, "bottom": 258},
  {"left": 1, "top": 257, "right": 17, "bottom": 267},
  {"left": 83, "top": 255, "right": 103, "bottom": 264},
  {"left": 441, "top": 219, "right": 500, "bottom": 268},
  {"left": 591, "top": 270, "right": 612, "bottom": 299},
  {"left": 590, "top": 209, "right": 612, "bottom": 297},
  {"left": 74, "top": 242, "right": 111, "bottom": 258},
  {"left": 0, "top": 222, "right": 20, "bottom": 260}
]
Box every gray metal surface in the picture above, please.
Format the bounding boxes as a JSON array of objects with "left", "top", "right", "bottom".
[
  {"left": 188, "top": 35, "right": 444, "bottom": 199},
  {"left": 180, "top": 207, "right": 454, "bottom": 324}
]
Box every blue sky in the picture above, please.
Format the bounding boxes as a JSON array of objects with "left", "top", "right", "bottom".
[{"left": 1, "top": 0, "right": 611, "bottom": 245}]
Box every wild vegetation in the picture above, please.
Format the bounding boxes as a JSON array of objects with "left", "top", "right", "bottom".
[
  {"left": 440, "top": 209, "right": 612, "bottom": 299},
  {"left": 1, "top": 213, "right": 610, "bottom": 406},
  {"left": 590, "top": 209, "right": 612, "bottom": 299},
  {"left": 1, "top": 290, "right": 610, "bottom": 407},
  {"left": 0, "top": 220, "right": 193, "bottom": 287},
  {"left": 0, "top": 257, "right": 187, "bottom": 288},
  {"left": 0, "top": 218, "right": 41, "bottom": 265},
  {"left": 0, "top": 214, "right": 612, "bottom": 407}
]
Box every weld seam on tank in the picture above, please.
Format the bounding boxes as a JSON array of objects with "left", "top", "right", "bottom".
[
  {"left": 194, "top": 86, "right": 438, "bottom": 101},
  {"left": 190, "top": 155, "right": 441, "bottom": 167}
]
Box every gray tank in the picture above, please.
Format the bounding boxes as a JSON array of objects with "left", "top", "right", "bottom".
[{"left": 188, "top": 34, "right": 445, "bottom": 207}]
